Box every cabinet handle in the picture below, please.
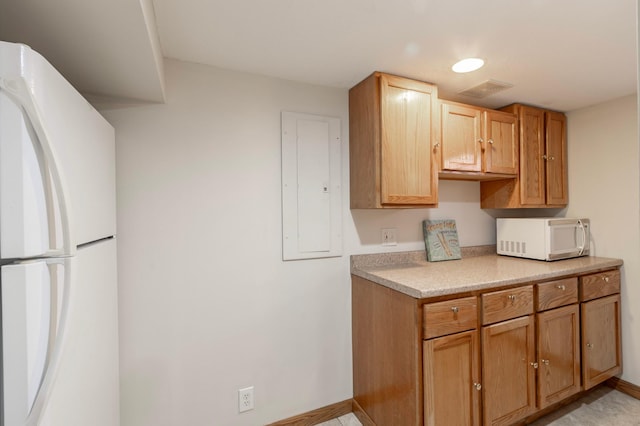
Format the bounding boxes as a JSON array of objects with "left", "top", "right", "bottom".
[
  {"left": 530, "top": 362, "right": 539, "bottom": 369},
  {"left": 451, "top": 306, "right": 459, "bottom": 313},
  {"left": 508, "top": 295, "right": 516, "bottom": 302},
  {"left": 474, "top": 382, "right": 482, "bottom": 391},
  {"left": 556, "top": 284, "right": 566, "bottom": 291},
  {"left": 541, "top": 359, "right": 550, "bottom": 366}
]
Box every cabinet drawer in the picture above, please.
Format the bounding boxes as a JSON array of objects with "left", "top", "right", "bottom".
[
  {"left": 423, "top": 296, "right": 477, "bottom": 339},
  {"left": 537, "top": 278, "right": 578, "bottom": 311},
  {"left": 482, "top": 285, "right": 533, "bottom": 325},
  {"left": 580, "top": 270, "right": 620, "bottom": 302}
]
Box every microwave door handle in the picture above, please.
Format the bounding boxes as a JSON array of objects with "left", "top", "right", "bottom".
[{"left": 577, "top": 219, "right": 586, "bottom": 255}]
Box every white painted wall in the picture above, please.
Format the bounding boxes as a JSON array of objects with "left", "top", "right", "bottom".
[
  {"left": 566, "top": 94, "right": 640, "bottom": 386},
  {"left": 101, "top": 59, "right": 496, "bottom": 426}
]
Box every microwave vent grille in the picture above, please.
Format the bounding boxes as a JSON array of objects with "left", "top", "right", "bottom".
[{"left": 499, "top": 240, "right": 526, "bottom": 255}]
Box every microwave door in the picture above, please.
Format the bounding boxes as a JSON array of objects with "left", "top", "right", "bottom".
[{"left": 549, "top": 221, "right": 588, "bottom": 260}]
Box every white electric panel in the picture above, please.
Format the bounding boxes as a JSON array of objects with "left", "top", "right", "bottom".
[{"left": 281, "top": 111, "right": 342, "bottom": 261}]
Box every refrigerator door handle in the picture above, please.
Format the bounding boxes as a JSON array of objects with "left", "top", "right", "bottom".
[
  {"left": 0, "top": 78, "right": 74, "bottom": 256},
  {"left": 24, "top": 257, "right": 73, "bottom": 426}
]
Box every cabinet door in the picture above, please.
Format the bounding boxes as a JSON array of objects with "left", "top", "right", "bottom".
[
  {"left": 484, "top": 110, "right": 518, "bottom": 175},
  {"left": 518, "top": 106, "right": 545, "bottom": 205},
  {"left": 545, "top": 111, "right": 568, "bottom": 205},
  {"left": 537, "top": 304, "right": 581, "bottom": 408},
  {"left": 482, "top": 315, "right": 536, "bottom": 426},
  {"left": 440, "top": 102, "right": 482, "bottom": 172},
  {"left": 582, "top": 294, "right": 622, "bottom": 390},
  {"left": 379, "top": 74, "right": 438, "bottom": 205},
  {"left": 424, "top": 330, "right": 480, "bottom": 426}
]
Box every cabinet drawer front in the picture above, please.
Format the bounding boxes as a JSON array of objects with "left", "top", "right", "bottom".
[
  {"left": 537, "top": 278, "right": 578, "bottom": 311},
  {"left": 482, "top": 286, "right": 533, "bottom": 325},
  {"left": 423, "top": 297, "right": 477, "bottom": 339},
  {"left": 580, "top": 270, "right": 620, "bottom": 302}
]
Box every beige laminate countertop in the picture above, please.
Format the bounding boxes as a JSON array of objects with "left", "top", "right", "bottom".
[{"left": 351, "top": 247, "right": 623, "bottom": 299}]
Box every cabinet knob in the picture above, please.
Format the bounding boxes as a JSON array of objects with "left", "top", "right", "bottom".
[
  {"left": 478, "top": 138, "right": 484, "bottom": 144},
  {"left": 530, "top": 362, "right": 539, "bottom": 369},
  {"left": 508, "top": 295, "right": 516, "bottom": 302},
  {"left": 603, "top": 276, "right": 610, "bottom": 282},
  {"left": 542, "top": 154, "right": 548, "bottom": 160},
  {"left": 451, "top": 306, "right": 459, "bottom": 314},
  {"left": 434, "top": 142, "right": 440, "bottom": 148},
  {"left": 474, "top": 382, "right": 482, "bottom": 391},
  {"left": 488, "top": 139, "right": 494, "bottom": 144},
  {"left": 556, "top": 284, "right": 566, "bottom": 291},
  {"left": 550, "top": 156, "right": 556, "bottom": 160},
  {"left": 541, "top": 359, "right": 550, "bottom": 366},
  {"left": 586, "top": 343, "right": 594, "bottom": 349}
]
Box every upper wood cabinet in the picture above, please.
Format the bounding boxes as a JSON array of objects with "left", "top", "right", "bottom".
[
  {"left": 349, "top": 72, "right": 439, "bottom": 208},
  {"left": 480, "top": 104, "right": 568, "bottom": 208},
  {"left": 439, "top": 100, "right": 518, "bottom": 180}
]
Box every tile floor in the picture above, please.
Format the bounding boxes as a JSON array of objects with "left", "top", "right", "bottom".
[
  {"left": 320, "top": 387, "right": 640, "bottom": 425},
  {"left": 317, "top": 413, "right": 361, "bottom": 426}
]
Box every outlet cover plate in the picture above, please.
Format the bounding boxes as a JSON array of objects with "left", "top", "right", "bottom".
[{"left": 238, "top": 386, "right": 254, "bottom": 413}]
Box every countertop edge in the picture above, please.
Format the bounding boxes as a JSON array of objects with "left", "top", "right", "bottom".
[{"left": 351, "top": 255, "right": 623, "bottom": 299}]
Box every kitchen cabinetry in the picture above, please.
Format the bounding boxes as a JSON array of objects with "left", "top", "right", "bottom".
[
  {"left": 580, "top": 270, "right": 622, "bottom": 390},
  {"left": 481, "top": 286, "right": 536, "bottom": 426},
  {"left": 535, "top": 278, "right": 581, "bottom": 408},
  {"left": 423, "top": 297, "right": 481, "bottom": 426},
  {"left": 480, "top": 104, "right": 567, "bottom": 208},
  {"left": 352, "top": 260, "right": 623, "bottom": 426},
  {"left": 439, "top": 100, "right": 518, "bottom": 180},
  {"left": 349, "top": 72, "right": 439, "bottom": 208}
]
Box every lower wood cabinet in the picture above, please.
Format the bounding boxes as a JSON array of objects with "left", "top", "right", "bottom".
[
  {"left": 580, "top": 270, "right": 622, "bottom": 390},
  {"left": 537, "top": 304, "right": 581, "bottom": 408},
  {"left": 482, "top": 315, "right": 536, "bottom": 426},
  {"left": 352, "top": 267, "right": 622, "bottom": 426},
  {"left": 581, "top": 294, "right": 622, "bottom": 389},
  {"left": 423, "top": 330, "right": 481, "bottom": 426}
]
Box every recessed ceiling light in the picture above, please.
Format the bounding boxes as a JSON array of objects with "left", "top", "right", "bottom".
[{"left": 452, "top": 58, "right": 485, "bottom": 73}]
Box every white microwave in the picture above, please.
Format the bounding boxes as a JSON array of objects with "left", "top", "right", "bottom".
[{"left": 496, "top": 218, "right": 590, "bottom": 261}]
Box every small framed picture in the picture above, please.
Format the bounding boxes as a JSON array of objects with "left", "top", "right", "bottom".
[{"left": 423, "top": 219, "right": 461, "bottom": 262}]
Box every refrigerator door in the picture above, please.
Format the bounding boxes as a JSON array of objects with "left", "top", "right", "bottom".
[
  {"left": 38, "top": 238, "right": 119, "bottom": 426},
  {"left": 0, "top": 89, "right": 64, "bottom": 260},
  {"left": 0, "top": 41, "right": 116, "bottom": 250},
  {"left": 1, "top": 258, "right": 69, "bottom": 426}
]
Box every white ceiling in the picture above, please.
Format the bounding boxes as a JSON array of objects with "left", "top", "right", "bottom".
[{"left": 0, "top": 0, "right": 637, "bottom": 112}]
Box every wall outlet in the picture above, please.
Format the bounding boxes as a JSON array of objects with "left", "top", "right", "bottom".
[
  {"left": 382, "top": 228, "right": 397, "bottom": 246},
  {"left": 238, "top": 386, "right": 254, "bottom": 413}
]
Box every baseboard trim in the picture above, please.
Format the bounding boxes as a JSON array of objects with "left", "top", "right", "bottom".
[
  {"left": 267, "top": 378, "right": 638, "bottom": 425},
  {"left": 352, "top": 399, "right": 376, "bottom": 426},
  {"left": 267, "top": 399, "right": 353, "bottom": 426},
  {"left": 606, "top": 377, "right": 640, "bottom": 400}
]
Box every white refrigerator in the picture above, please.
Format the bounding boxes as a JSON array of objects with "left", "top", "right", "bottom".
[{"left": 0, "top": 41, "right": 119, "bottom": 425}]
